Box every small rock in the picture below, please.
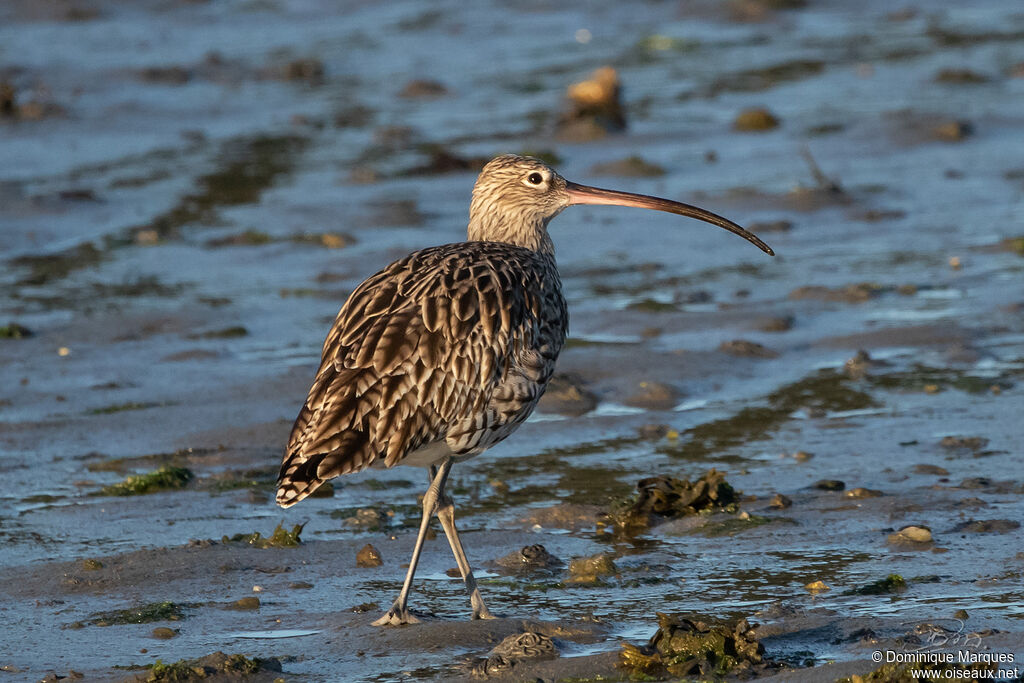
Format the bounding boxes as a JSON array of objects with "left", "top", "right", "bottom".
[
  {"left": 733, "top": 107, "right": 780, "bottom": 132},
  {"left": 494, "top": 544, "right": 563, "bottom": 572},
  {"left": 769, "top": 493, "right": 792, "bottom": 509},
  {"left": 719, "top": 339, "right": 779, "bottom": 358},
  {"left": 399, "top": 79, "right": 449, "bottom": 98},
  {"left": 747, "top": 219, "right": 792, "bottom": 233},
  {"left": 888, "top": 525, "right": 933, "bottom": 544},
  {"left": 791, "top": 450, "right": 814, "bottom": 462},
  {"left": 356, "top": 543, "right": 383, "bottom": 568},
  {"left": 845, "top": 487, "right": 882, "bottom": 499},
  {"left": 228, "top": 596, "right": 260, "bottom": 610},
  {"left": 953, "top": 609, "right": 969, "bottom": 620},
  {"left": 567, "top": 553, "right": 617, "bottom": 583},
  {"left": 813, "top": 479, "right": 845, "bottom": 491},
  {"left": 913, "top": 464, "right": 949, "bottom": 476},
  {"left": 537, "top": 372, "right": 598, "bottom": 416},
  {"left": 80, "top": 559, "right": 103, "bottom": 571},
  {"left": 623, "top": 381, "right": 680, "bottom": 410},
  {"left": 933, "top": 120, "right": 973, "bottom": 142},
  {"left": 754, "top": 315, "right": 794, "bottom": 332},
  {"left": 151, "top": 627, "right": 177, "bottom": 639},
  {"left": 284, "top": 58, "right": 325, "bottom": 83},
  {"left": 289, "top": 581, "right": 314, "bottom": 590},
  {"left": 951, "top": 519, "right": 1020, "bottom": 534},
  {"left": 590, "top": 156, "right": 665, "bottom": 177},
  {"left": 940, "top": 435, "right": 989, "bottom": 451},
  {"left": 805, "top": 580, "right": 829, "bottom": 593},
  {"left": 934, "top": 68, "right": 989, "bottom": 84}
]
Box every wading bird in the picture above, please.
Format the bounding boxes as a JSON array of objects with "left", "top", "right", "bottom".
[{"left": 277, "top": 154, "right": 773, "bottom": 625}]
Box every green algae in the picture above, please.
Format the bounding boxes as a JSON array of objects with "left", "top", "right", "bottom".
[
  {"left": 89, "top": 401, "right": 162, "bottom": 415},
  {"left": 87, "top": 601, "right": 185, "bottom": 627},
  {"left": 866, "top": 365, "right": 1013, "bottom": 395},
  {"left": 0, "top": 323, "right": 33, "bottom": 338},
  {"left": 620, "top": 613, "right": 773, "bottom": 679},
  {"left": 12, "top": 242, "right": 105, "bottom": 286},
  {"left": 666, "top": 370, "right": 875, "bottom": 460},
  {"left": 129, "top": 134, "right": 309, "bottom": 243},
  {"left": 847, "top": 573, "right": 907, "bottom": 595},
  {"left": 222, "top": 522, "right": 303, "bottom": 548},
  {"left": 146, "top": 652, "right": 280, "bottom": 682},
  {"left": 98, "top": 466, "right": 194, "bottom": 496}
]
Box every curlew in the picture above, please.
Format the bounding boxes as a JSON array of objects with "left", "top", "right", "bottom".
[{"left": 277, "top": 154, "right": 774, "bottom": 626}]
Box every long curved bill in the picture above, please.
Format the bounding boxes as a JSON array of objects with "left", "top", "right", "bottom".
[{"left": 565, "top": 181, "right": 774, "bottom": 256}]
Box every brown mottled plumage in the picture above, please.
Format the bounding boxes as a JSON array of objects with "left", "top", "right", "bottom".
[{"left": 277, "top": 154, "right": 773, "bottom": 626}]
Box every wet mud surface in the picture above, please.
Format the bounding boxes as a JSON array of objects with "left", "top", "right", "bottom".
[{"left": 2, "top": 0, "right": 1023, "bottom": 681}]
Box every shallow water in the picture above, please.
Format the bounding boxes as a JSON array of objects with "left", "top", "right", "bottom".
[{"left": 1, "top": 0, "right": 1023, "bottom": 681}]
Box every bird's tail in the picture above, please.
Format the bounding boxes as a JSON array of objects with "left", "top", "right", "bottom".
[{"left": 276, "top": 430, "right": 371, "bottom": 507}]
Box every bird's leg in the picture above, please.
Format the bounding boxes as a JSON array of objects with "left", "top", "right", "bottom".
[
  {"left": 435, "top": 479, "right": 495, "bottom": 620},
  {"left": 372, "top": 458, "right": 452, "bottom": 627}
]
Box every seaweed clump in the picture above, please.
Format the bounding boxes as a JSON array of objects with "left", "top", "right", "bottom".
[
  {"left": 98, "top": 466, "right": 193, "bottom": 496},
  {"left": 144, "top": 651, "right": 281, "bottom": 682},
  {"left": 222, "top": 522, "right": 304, "bottom": 548},
  {"left": 847, "top": 573, "right": 907, "bottom": 595},
  {"left": 619, "top": 613, "right": 774, "bottom": 679},
  {"left": 606, "top": 469, "right": 739, "bottom": 534},
  {"left": 87, "top": 601, "right": 185, "bottom": 627}
]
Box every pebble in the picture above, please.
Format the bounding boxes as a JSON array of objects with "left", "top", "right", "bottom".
[
  {"left": 151, "top": 627, "right": 177, "bottom": 639},
  {"left": 813, "top": 479, "right": 845, "bottom": 491},
  {"left": 769, "top": 493, "right": 792, "bottom": 509},
  {"left": 845, "top": 487, "right": 882, "bottom": 499},
  {"left": 229, "top": 596, "right": 260, "bottom": 610},
  {"left": 733, "top": 107, "right": 780, "bottom": 132},
  {"left": 356, "top": 543, "right": 383, "bottom": 568},
  {"left": 887, "top": 525, "right": 933, "bottom": 544}
]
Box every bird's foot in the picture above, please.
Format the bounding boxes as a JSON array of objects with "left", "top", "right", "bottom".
[
  {"left": 473, "top": 608, "right": 497, "bottom": 620},
  {"left": 372, "top": 604, "right": 420, "bottom": 627}
]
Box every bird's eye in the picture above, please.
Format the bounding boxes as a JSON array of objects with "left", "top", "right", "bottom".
[{"left": 526, "top": 172, "right": 544, "bottom": 186}]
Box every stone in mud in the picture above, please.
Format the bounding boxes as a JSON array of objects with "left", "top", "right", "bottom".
[
  {"left": 769, "top": 493, "right": 792, "bottom": 509},
  {"left": 805, "top": 580, "right": 829, "bottom": 593},
  {"left": 558, "top": 66, "right": 626, "bottom": 140},
  {"left": 567, "top": 553, "right": 617, "bottom": 583},
  {"left": 620, "top": 613, "right": 771, "bottom": 679},
  {"left": 0, "top": 81, "right": 15, "bottom": 117},
  {"left": 733, "top": 107, "right": 779, "bottom": 132},
  {"left": 753, "top": 315, "right": 794, "bottom": 332},
  {"left": 934, "top": 68, "right": 990, "bottom": 84},
  {"left": 356, "top": 543, "right": 383, "bottom": 568},
  {"left": 933, "top": 119, "right": 973, "bottom": 142},
  {"left": 913, "top": 464, "right": 949, "bottom": 475},
  {"left": 719, "top": 339, "right": 779, "bottom": 359},
  {"left": 493, "top": 544, "right": 563, "bottom": 573},
  {"left": 589, "top": 156, "right": 666, "bottom": 177},
  {"left": 536, "top": 372, "right": 598, "bottom": 416},
  {"left": 80, "top": 558, "right": 103, "bottom": 571},
  {"left": 844, "top": 349, "right": 887, "bottom": 379},
  {"left": 606, "top": 469, "right": 740, "bottom": 533},
  {"left": 845, "top": 487, "right": 882, "bottom": 499},
  {"left": 623, "top": 381, "right": 680, "bottom": 410},
  {"left": 227, "top": 596, "right": 260, "bottom": 610},
  {"left": 789, "top": 282, "right": 882, "bottom": 303},
  {"left": 951, "top": 519, "right": 1020, "bottom": 534},
  {"left": 813, "top": 479, "right": 845, "bottom": 491},
  {"left": 283, "top": 58, "right": 325, "bottom": 83},
  {"left": 888, "top": 525, "right": 932, "bottom": 544},
  {"left": 151, "top": 627, "right": 177, "bottom": 639},
  {"left": 398, "top": 79, "right": 449, "bottom": 98},
  {"left": 940, "top": 435, "right": 989, "bottom": 451}
]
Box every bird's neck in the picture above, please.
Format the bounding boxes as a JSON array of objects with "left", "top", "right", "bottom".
[{"left": 467, "top": 211, "right": 558, "bottom": 256}]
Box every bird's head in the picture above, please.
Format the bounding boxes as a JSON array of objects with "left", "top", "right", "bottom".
[{"left": 467, "top": 153, "right": 774, "bottom": 257}]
